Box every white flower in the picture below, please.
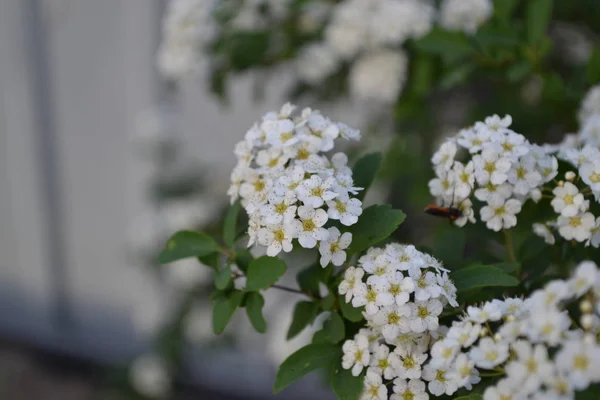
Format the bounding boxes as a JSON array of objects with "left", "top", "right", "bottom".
[
  {"left": 505, "top": 341, "right": 554, "bottom": 394},
  {"left": 557, "top": 211, "right": 595, "bottom": 242},
  {"left": 296, "top": 175, "right": 338, "bottom": 208},
  {"left": 257, "top": 224, "right": 294, "bottom": 256},
  {"left": 260, "top": 193, "right": 297, "bottom": 225},
  {"left": 447, "top": 322, "right": 481, "bottom": 348},
  {"left": 422, "top": 364, "right": 458, "bottom": 396},
  {"left": 361, "top": 370, "right": 387, "bottom": 400},
  {"left": 480, "top": 197, "right": 522, "bottom": 231},
  {"left": 551, "top": 182, "right": 587, "bottom": 217},
  {"left": 430, "top": 338, "right": 460, "bottom": 369},
  {"left": 507, "top": 155, "right": 542, "bottom": 195},
  {"left": 440, "top": 0, "right": 492, "bottom": 34},
  {"left": 296, "top": 43, "right": 338, "bottom": 84},
  {"left": 437, "top": 272, "right": 459, "bottom": 307},
  {"left": 587, "top": 217, "right": 600, "bottom": 247},
  {"left": 555, "top": 340, "right": 600, "bottom": 390},
  {"left": 533, "top": 223, "right": 556, "bottom": 245},
  {"left": 369, "top": 344, "right": 397, "bottom": 380},
  {"left": 448, "top": 353, "right": 480, "bottom": 390},
  {"left": 390, "top": 378, "right": 428, "bottom": 400},
  {"left": 390, "top": 350, "right": 428, "bottom": 380},
  {"left": 458, "top": 126, "right": 491, "bottom": 153},
  {"left": 319, "top": 227, "right": 352, "bottom": 267},
  {"left": 493, "top": 130, "right": 530, "bottom": 160},
  {"left": 474, "top": 182, "right": 513, "bottom": 203},
  {"left": 432, "top": 141, "right": 458, "bottom": 172},
  {"left": 385, "top": 272, "right": 416, "bottom": 306},
  {"left": 339, "top": 266, "right": 367, "bottom": 303},
  {"left": 130, "top": 354, "right": 170, "bottom": 399},
  {"left": 579, "top": 84, "right": 600, "bottom": 123},
  {"left": 407, "top": 299, "right": 443, "bottom": 333},
  {"left": 290, "top": 205, "right": 329, "bottom": 248},
  {"left": 579, "top": 159, "right": 600, "bottom": 194},
  {"left": 469, "top": 338, "right": 509, "bottom": 369},
  {"left": 327, "top": 192, "right": 363, "bottom": 226},
  {"left": 373, "top": 306, "right": 411, "bottom": 342},
  {"left": 342, "top": 334, "right": 371, "bottom": 376},
  {"left": 570, "top": 261, "right": 598, "bottom": 296},
  {"left": 473, "top": 148, "right": 512, "bottom": 185},
  {"left": 467, "top": 302, "right": 503, "bottom": 323},
  {"left": 349, "top": 50, "right": 408, "bottom": 103},
  {"left": 410, "top": 269, "right": 443, "bottom": 301},
  {"left": 526, "top": 309, "right": 571, "bottom": 346},
  {"left": 483, "top": 379, "right": 523, "bottom": 400}
]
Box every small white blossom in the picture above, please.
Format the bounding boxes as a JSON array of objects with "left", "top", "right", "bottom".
[
  {"left": 342, "top": 334, "right": 371, "bottom": 376},
  {"left": 469, "top": 337, "right": 509, "bottom": 369},
  {"left": 480, "top": 197, "right": 522, "bottom": 231},
  {"left": 557, "top": 211, "right": 595, "bottom": 242},
  {"left": 551, "top": 182, "right": 587, "bottom": 217},
  {"left": 319, "top": 227, "right": 352, "bottom": 267},
  {"left": 390, "top": 378, "right": 428, "bottom": 400}
]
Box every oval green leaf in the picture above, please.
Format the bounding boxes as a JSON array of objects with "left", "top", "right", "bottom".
[
  {"left": 450, "top": 264, "right": 520, "bottom": 292},
  {"left": 245, "top": 292, "right": 267, "bottom": 333},
  {"left": 323, "top": 312, "right": 345, "bottom": 344},
  {"left": 223, "top": 201, "right": 241, "bottom": 248},
  {"left": 159, "top": 231, "right": 220, "bottom": 264},
  {"left": 245, "top": 256, "right": 287, "bottom": 291},
  {"left": 212, "top": 291, "right": 244, "bottom": 334},
  {"left": 329, "top": 364, "right": 363, "bottom": 400},
  {"left": 347, "top": 205, "right": 406, "bottom": 255},
  {"left": 352, "top": 152, "right": 382, "bottom": 201},
  {"left": 287, "top": 301, "right": 319, "bottom": 340},
  {"left": 273, "top": 343, "right": 341, "bottom": 393}
]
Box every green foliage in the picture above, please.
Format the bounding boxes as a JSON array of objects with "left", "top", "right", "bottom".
[
  {"left": 587, "top": 49, "right": 600, "bottom": 85},
  {"left": 273, "top": 343, "right": 341, "bottom": 393},
  {"left": 245, "top": 256, "right": 287, "bottom": 291},
  {"left": 329, "top": 365, "right": 363, "bottom": 400},
  {"left": 215, "top": 264, "right": 232, "bottom": 290},
  {"left": 339, "top": 297, "right": 364, "bottom": 322},
  {"left": 223, "top": 200, "right": 241, "bottom": 248},
  {"left": 526, "top": 0, "right": 553, "bottom": 46},
  {"left": 347, "top": 205, "right": 406, "bottom": 255},
  {"left": 287, "top": 301, "right": 319, "bottom": 340},
  {"left": 451, "top": 264, "right": 520, "bottom": 292},
  {"left": 212, "top": 291, "right": 244, "bottom": 334},
  {"left": 322, "top": 312, "right": 345, "bottom": 344},
  {"left": 453, "top": 395, "right": 483, "bottom": 400},
  {"left": 158, "top": 231, "right": 221, "bottom": 264},
  {"left": 245, "top": 292, "right": 267, "bottom": 333},
  {"left": 352, "top": 152, "right": 383, "bottom": 201},
  {"left": 297, "top": 263, "right": 331, "bottom": 295}
]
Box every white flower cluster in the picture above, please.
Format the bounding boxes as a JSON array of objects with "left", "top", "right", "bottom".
[
  {"left": 297, "top": 0, "right": 434, "bottom": 102},
  {"left": 339, "top": 243, "right": 459, "bottom": 399},
  {"left": 439, "top": 0, "right": 493, "bottom": 34},
  {"left": 427, "top": 261, "right": 600, "bottom": 400},
  {"left": 429, "top": 115, "right": 558, "bottom": 231},
  {"left": 157, "top": 0, "right": 217, "bottom": 80},
  {"left": 228, "top": 103, "right": 363, "bottom": 264},
  {"left": 528, "top": 86, "right": 600, "bottom": 246}
]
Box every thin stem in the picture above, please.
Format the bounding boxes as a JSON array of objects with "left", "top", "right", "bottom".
[
  {"left": 231, "top": 273, "right": 315, "bottom": 299},
  {"left": 503, "top": 229, "right": 517, "bottom": 264}
]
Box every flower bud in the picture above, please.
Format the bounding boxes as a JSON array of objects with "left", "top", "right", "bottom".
[
  {"left": 565, "top": 171, "right": 576, "bottom": 181},
  {"left": 493, "top": 333, "right": 502, "bottom": 342},
  {"left": 557, "top": 180, "right": 565, "bottom": 187},
  {"left": 479, "top": 327, "right": 489, "bottom": 337},
  {"left": 531, "top": 189, "right": 542, "bottom": 203},
  {"left": 584, "top": 333, "right": 596, "bottom": 345},
  {"left": 581, "top": 314, "right": 594, "bottom": 330},
  {"left": 506, "top": 314, "right": 516, "bottom": 322},
  {"left": 580, "top": 300, "right": 593, "bottom": 314}
]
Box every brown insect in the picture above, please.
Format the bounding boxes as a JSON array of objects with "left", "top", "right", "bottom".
[{"left": 424, "top": 204, "right": 463, "bottom": 222}]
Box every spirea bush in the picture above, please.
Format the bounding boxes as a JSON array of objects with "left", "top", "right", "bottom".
[{"left": 152, "top": 102, "right": 600, "bottom": 400}]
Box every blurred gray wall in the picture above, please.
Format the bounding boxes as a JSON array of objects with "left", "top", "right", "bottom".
[{"left": 0, "top": 0, "right": 288, "bottom": 362}]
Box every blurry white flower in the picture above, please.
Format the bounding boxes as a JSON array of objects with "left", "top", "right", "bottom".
[
  {"left": 130, "top": 354, "right": 170, "bottom": 398},
  {"left": 440, "top": 0, "right": 493, "bottom": 34},
  {"left": 296, "top": 43, "right": 338, "bottom": 84},
  {"left": 349, "top": 50, "right": 408, "bottom": 103}
]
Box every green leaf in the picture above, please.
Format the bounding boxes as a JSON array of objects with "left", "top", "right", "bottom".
[
  {"left": 229, "top": 32, "right": 270, "bottom": 70},
  {"left": 215, "top": 265, "right": 232, "bottom": 290},
  {"left": 526, "top": 0, "right": 553, "bottom": 45},
  {"left": 587, "top": 49, "right": 600, "bottom": 85},
  {"left": 223, "top": 201, "right": 241, "bottom": 248},
  {"left": 246, "top": 292, "right": 267, "bottom": 333},
  {"left": 414, "top": 28, "right": 473, "bottom": 62},
  {"left": 339, "top": 298, "right": 364, "bottom": 322},
  {"left": 245, "top": 256, "right": 287, "bottom": 291},
  {"left": 297, "top": 263, "right": 326, "bottom": 294},
  {"left": 273, "top": 344, "right": 341, "bottom": 393},
  {"left": 347, "top": 205, "right": 406, "bottom": 255},
  {"left": 323, "top": 312, "right": 345, "bottom": 343},
  {"left": 321, "top": 291, "right": 336, "bottom": 311},
  {"left": 212, "top": 291, "right": 244, "bottom": 334},
  {"left": 507, "top": 61, "right": 532, "bottom": 82},
  {"left": 198, "top": 252, "right": 219, "bottom": 270},
  {"left": 493, "top": 262, "right": 520, "bottom": 274},
  {"left": 439, "top": 64, "right": 475, "bottom": 90},
  {"left": 287, "top": 301, "right": 319, "bottom": 340},
  {"left": 158, "top": 231, "right": 220, "bottom": 264},
  {"left": 411, "top": 56, "right": 434, "bottom": 97},
  {"left": 352, "top": 152, "right": 382, "bottom": 201},
  {"left": 494, "top": 0, "right": 519, "bottom": 23},
  {"left": 312, "top": 328, "right": 329, "bottom": 344},
  {"left": 450, "top": 264, "right": 520, "bottom": 292},
  {"left": 330, "top": 365, "right": 363, "bottom": 400},
  {"left": 235, "top": 249, "right": 254, "bottom": 273}
]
